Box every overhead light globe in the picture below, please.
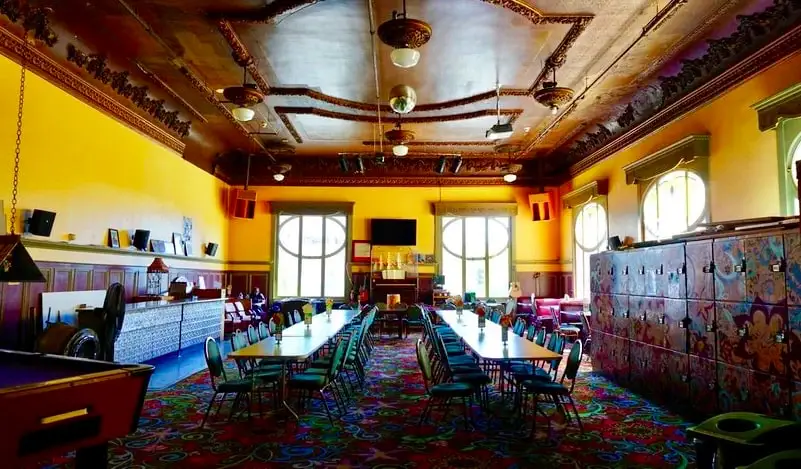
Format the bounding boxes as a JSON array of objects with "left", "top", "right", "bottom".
[
  {"left": 231, "top": 107, "right": 255, "bottom": 122},
  {"left": 503, "top": 173, "right": 517, "bottom": 183},
  {"left": 393, "top": 144, "right": 409, "bottom": 157},
  {"left": 389, "top": 84, "right": 417, "bottom": 114},
  {"left": 390, "top": 48, "right": 420, "bottom": 68},
  {"left": 273, "top": 173, "right": 285, "bottom": 182}
]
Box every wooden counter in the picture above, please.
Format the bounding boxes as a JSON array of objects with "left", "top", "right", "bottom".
[{"left": 115, "top": 299, "right": 224, "bottom": 364}]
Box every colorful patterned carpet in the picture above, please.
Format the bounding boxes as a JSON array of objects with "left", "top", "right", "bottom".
[{"left": 45, "top": 336, "right": 696, "bottom": 468}]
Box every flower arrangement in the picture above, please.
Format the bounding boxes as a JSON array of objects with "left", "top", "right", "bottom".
[
  {"left": 325, "top": 298, "right": 334, "bottom": 315},
  {"left": 499, "top": 313, "right": 513, "bottom": 344},
  {"left": 272, "top": 312, "right": 284, "bottom": 343},
  {"left": 303, "top": 303, "right": 314, "bottom": 326},
  {"left": 452, "top": 295, "right": 464, "bottom": 313},
  {"left": 476, "top": 304, "right": 487, "bottom": 329}
]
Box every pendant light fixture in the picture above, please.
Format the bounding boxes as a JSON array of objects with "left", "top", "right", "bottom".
[
  {"left": 220, "top": 56, "right": 264, "bottom": 122},
  {"left": 486, "top": 82, "right": 513, "bottom": 140},
  {"left": 496, "top": 144, "right": 522, "bottom": 184},
  {"left": 385, "top": 116, "right": 414, "bottom": 157},
  {"left": 378, "top": 0, "right": 432, "bottom": 69},
  {"left": 1, "top": 42, "right": 46, "bottom": 283},
  {"left": 533, "top": 67, "right": 574, "bottom": 116}
]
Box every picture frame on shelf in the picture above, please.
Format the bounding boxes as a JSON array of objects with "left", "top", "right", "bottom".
[
  {"left": 172, "top": 232, "right": 183, "bottom": 255},
  {"left": 108, "top": 228, "right": 120, "bottom": 248},
  {"left": 184, "top": 242, "right": 192, "bottom": 256},
  {"left": 352, "top": 240, "right": 370, "bottom": 262},
  {"left": 150, "top": 239, "right": 167, "bottom": 254}
]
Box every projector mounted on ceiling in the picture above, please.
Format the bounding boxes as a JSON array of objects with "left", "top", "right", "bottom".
[{"left": 486, "top": 123, "right": 514, "bottom": 140}]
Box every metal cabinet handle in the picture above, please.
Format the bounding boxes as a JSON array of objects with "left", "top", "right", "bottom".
[
  {"left": 734, "top": 259, "right": 745, "bottom": 273},
  {"left": 677, "top": 263, "right": 686, "bottom": 275},
  {"left": 737, "top": 326, "right": 748, "bottom": 338},
  {"left": 708, "top": 382, "right": 715, "bottom": 390},
  {"left": 705, "top": 323, "right": 716, "bottom": 333},
  {"left": 639, "top": 313, "right": 646, "bottom": 321},
  {"left": 658, "top": 315, "right": 666, "bottom": 325},
  {"left": 776, "top": 332, "right": 786, "bottom": 343},
  {"left": 657, "top": 264, "right": 664, "bottom": 275},
  {"left": 702, "top": 262, "right": 715, "bottom": 273},
  {"left": 638, "top": 266, "right": 645, "bottom": 275},
  {"left": 770, "top": 259, "right": 785, "bottom": 273}
]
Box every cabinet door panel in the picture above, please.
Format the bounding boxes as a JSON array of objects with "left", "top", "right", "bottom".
[
  {"left": 611, "top": 294, "right": 630, "bottom": 338},
  {"left": 628, "top": 296, "right": 648, "bottom": 343},
  {"left": 687, "top": 240, "right": 714, "bottom": 300},
  {"left": 662, "top": 298, "right": 688, "bottom": 353},
  {"left": 688, "top": 299, "right": 716, "bottom": 359},
  {"left": 642, "top": 297, "right": 666, "bottom": 346},
  {"left": 745, "top": 235, "right": 786, "bottom": 305},
  {"left": 611, "top": 251, "right": 626, "bottom": 295},
  {"left": 717, "top": 363, "right": 751, "bottom": 413},
  {"left": 751, "top": 371, "right": 790, "bottom": 418},
  {"left": 690, "top": 355, "right": 718, "bottom": 416},
  {"left": 627, "top": 250, "right": 646, "bottom": 296},
  {"left": 658, "top": 348, "right": 690, "bottom": 406},
  {"left": 748, "top": 303, "right": 788, "bottom": 376},
  {"left": 591, "top": 293, "right": 613, "bottom": 334},
  {"left": 716, "top": 301, "right": 753, "bottom": 369},
  {"left": 714, "top": 237, "right": 746, "bottom": 303},
  {"left": 663, "top": 244, "right": 686, "bottom": 299},
  {"left": 590, "top": 330, "right": 610, "bottom": 373},
  {"left": 790, "top": 307, "right": 801, "bottom": 382},
  {"left": 629, "top": 341, "right": 652, "bottom": 394},
  {"left": 785, "top": 233, "right": 801, "bottom": 306},
  {"left": 644, "top": 247, "right": 662, "bottom": 297},
  {"left": 610, "top": 335, "right": 630, "bottom": 386},
  {"left": 599, "top": 252, "right": 613, "bottom": 294},
  {"left": 590, "top": 253, "right": 601, "bottom": 294}
]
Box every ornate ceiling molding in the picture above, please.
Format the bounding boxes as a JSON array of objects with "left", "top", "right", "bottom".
[
  {"left": 259, "top": 175, "right": 521, "bottom": 187},
  {"left": 276, "top": 107, "right": 523, "bottom": 144},
  {"left": 565, "top": 0, "right": 801, "bottom": 177},
  {"left": 65, "top": 44, "right": 191, "bottom": 138},
  {"left": 0, "top": 0, "right": 58, "bottom": 46},
  {"left": 361, "top": 140, "right": 497, "bottom": 147},
  {"left": 0, "top": 26, "right": 185, "bottom": 154},
  {"left": 622, "top": 134, "right": 710, "bottom": 185},
  {"left": 135, "top": 62, "right": 207, "bottom": 124},
  {"left": 561, "top": 180, "right": 608, "bottom": 209}
]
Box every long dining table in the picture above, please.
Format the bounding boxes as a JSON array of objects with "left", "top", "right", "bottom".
[{"left": 227, "top": 309, "right": 361, "bottom": 420}]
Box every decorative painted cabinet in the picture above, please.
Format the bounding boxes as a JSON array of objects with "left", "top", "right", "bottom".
[{"left": 590, "top": 229, "right": 801, "bottom": 421}]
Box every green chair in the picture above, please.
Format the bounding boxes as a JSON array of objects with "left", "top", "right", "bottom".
[
  {"left": 415, "top": 339, "right": 474, "bottom": 429},
  {"left": 403, "top": 304, "right": 425, "bottom": 338},
  {"left": 288, "top": 336, "right": 347, "bottom": 424},
  {"left": 525, "top": 325, "right": 537, "bottom": 342},
  {"left": 534, "top": 327, "right": 547, "bottom": 346},
  {"left": 736, "top": 450, "right": 801, "bottom": 469},
  {"left": 688, "top": 412, "right": 801, "bottom": 469},
  {"left": 257, "top": 321, "right": 270, "bottom": 340},
  {"left": 521, "top": 340, "right": 583, "bottom": 436},
  {"left": 201, "top": 337, "right": 259, "bottom": 426},
  {"left": 246, "top": 324, "right": 259, "bottom": 345}
]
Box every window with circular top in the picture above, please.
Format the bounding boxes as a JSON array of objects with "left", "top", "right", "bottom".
[
  {"left": 276, "top": 214, "right": 347, "bottom": 297},
  {"left": 441, "top": 216, "right": 511, "bottom": 299},
  {"left": 573, "top": 202, "right": 607, "bottom": 300},
  {"left": 642, "top": 170, "right": 707, "bottom": 241}
]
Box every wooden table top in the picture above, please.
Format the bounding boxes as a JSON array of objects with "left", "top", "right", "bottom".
[
  {"left": 228, "top": 310, "right": 359, "bottom": 360},
  {"left": 436, "top": 310, "right": 562, "bottom": 361}
]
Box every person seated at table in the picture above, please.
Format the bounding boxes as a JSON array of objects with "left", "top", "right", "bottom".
[{"left": 251, "top": 287, "right": 266, "bottom": 317}]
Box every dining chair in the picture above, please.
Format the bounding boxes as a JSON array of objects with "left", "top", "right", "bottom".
[
  {"left": 202, "top": 337, "right": 259, "bottom": 426},
  {"left": 415, "top": 339, "right": 473, "bottom": 429}
]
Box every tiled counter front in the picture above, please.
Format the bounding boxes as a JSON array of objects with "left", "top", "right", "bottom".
[
  {"left": 590, "top": 229, "right": 801, "bottom": 421},
  {"left": 114, "top": 299, "right": 223, "bottom": 364}
]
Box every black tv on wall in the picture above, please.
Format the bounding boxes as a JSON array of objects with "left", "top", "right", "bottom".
[{"left": 370, "top": 218, "right": 417, "bottom": 246}]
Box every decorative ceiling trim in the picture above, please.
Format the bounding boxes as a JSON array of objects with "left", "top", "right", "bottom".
[
  {"left": 0, "top": 26, "right": 185, "bottom": 154},
  {"left": 565, "top": 0, "right": 801, "bottom": 176},
  {"left": 0, "top": 1, "right": 58, "bottom": 46},
  {"left": 260, "top": 176, "right": 523, "bottom": 187},
  {"left": 65, "top": 44, "right": 191, "bottom": 138},
  {"left": 135, "top": 62, "right": 208, "bottom": 124},
  {"left": 277, "top": 107, "right": 522, "bottom": 144},
  {"left": 361, "top": 140, "right": 497, "bottom": 147},
  {"left": 622, "top": 135, "right": 710, "bottom": 185},
  {"left": 561, "top": 180, "right": 608, "bottom": 209},
  {"left": 753, "top": 82, "right": 801, "bottom": 131},
  {"left": 269, "top": 201, "right": 354, "bottom": 215},
  {"left": 432, "top": 202, "right": 519, "bottom": 217}
]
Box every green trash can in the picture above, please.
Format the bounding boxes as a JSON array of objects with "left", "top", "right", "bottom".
[
  {"left": 736, "top": 450, "right": 801, "bottom": 469},
  {"left": 687, "top": 412, "right": 801, "bottom": 469}
]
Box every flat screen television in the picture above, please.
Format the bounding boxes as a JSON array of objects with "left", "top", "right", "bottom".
[{"left": 370, "top": 218, "right": 417, "bottom": 246}]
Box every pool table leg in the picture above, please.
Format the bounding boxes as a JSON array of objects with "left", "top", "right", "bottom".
[{"left": 75, "top": 442, "right": 108, "bottom": 468}]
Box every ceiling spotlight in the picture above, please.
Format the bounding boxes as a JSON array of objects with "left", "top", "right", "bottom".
[
  {"left": 374, "top": 153, "right": 386, "bottom": 165},
  {"left": 390, "top": 48, "right": 421, "bottom": 68},
  {"left": 486, "top": 83, "right": 513, "bottom": 140},
  {"left": 339, "top": 155, "right": 349, "bottom": 172},
  {"left": 215, "top": 88, "right": 225, "bottom": 94},
  {"left": 503, "top": 173, "right": 517, "bottom": 183},
  {"left": 355, "top": 156, "right": 365, "bottom": 174},
  {"left": 435, "top": 156, "right": 446, "bottom": 174},
  {"left": 231, "top": 106, "right": 255, "bottom": 122},
  {"left": 451, "top": 156, "right": 463, "bottom": 174},
  {"left": 273, "top": 173, "right": 285, "bottom": 182},
  {"left": 393, "top": 144, "right": 409, "bottom": 157}
]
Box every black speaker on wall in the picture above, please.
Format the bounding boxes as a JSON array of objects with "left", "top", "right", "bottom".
[
  {"left": 28, "top": 209, "right": 56, "bottom": 237},
  {"left": 608, "top": 236, "right": 622, "bottom": 251},
  {"left": 133, "top": 230, "right": 151, "bottom": 251},
  {"left": 205, "top": 243, "right": 219, "bottom": 257}
]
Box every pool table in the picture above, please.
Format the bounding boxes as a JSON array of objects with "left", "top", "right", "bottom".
[{"left": 0, "top": 349, "right": 154, "bottom": 468}]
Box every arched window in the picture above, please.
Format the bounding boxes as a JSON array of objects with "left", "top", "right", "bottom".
[
  {"left": 642, "top": 170, "right": 708, "bottom": 241},
  {"left": 440, "top": 216, "right": 511, "bottom": 299},
  {"left": 789, "top": 136, "right": 801, "bottom": 215},
  {"left": 574, "top": 202, "right": 607, "bottom": 300}
]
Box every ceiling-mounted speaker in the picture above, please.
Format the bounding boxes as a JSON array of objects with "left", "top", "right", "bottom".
[
  {"left": 232, "top": 189, "right": 257, "bottom": 219},
  {"left": 205, "top": 242, "right": 219, "bottom": 257},
  {"left": 528, "top": 189, "right": 558, "bottom": 222},
  {"left": 133, "top": 229, "right": 151, "bottom": 251},
  {"left": 28, "top": 209, "right": 56, "bottom": 237}
]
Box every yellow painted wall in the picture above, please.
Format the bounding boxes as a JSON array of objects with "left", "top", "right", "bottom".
[
  {"left": 0, "top": 54, "right": 229, "bottom": 269},
  {"left": 228, "top": 186, "right": 564, "bottom": 273},
  {"left": 562, "top": 51, "right": 801, "bottom": 259}
]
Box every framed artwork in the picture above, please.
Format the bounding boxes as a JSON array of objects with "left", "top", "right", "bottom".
[
  {"left": 150, "top": 239, "right": 166, "bottom": 254},
  {"left": 183, "top": 217, "right": 193, "bottom": 242},
  {"left": 352, "top": 240, "right": 371, "bottom": 262},
  {"left": 184, "top": 242, "right": 193, "bottom": 256},
  {"left": 108, "top": 228, "right": 120, "bottom": 248},
  {"left": 172, "top": 232, "right": 184, "bottom": 255}
]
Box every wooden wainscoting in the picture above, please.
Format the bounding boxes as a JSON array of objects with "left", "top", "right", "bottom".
[{"left": 516, "top": 271, "right": 573, "bottom": 299}]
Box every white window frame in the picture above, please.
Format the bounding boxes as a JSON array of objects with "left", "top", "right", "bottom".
[
  {"left": 573, "top": 199, "right": 608, "bottom": 301},
  {"left": 640, "top": 169, "right": 709, "bottom": 241}
]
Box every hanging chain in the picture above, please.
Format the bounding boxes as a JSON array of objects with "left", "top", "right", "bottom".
[{"left": 10, "top": 58, "right": 27, "bottom": 235}]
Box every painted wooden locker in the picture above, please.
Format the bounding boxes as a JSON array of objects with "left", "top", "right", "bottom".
[
  {"left": 627, "top": 249, "right": 646, "bottom": 296},
  {"left": 659, "top": 298, "right": 689, "bottom": 353},
  {"left": 745, "top": 235, "right": 786, "bottom": 305},
  {"left": 591, "top": 330, "right": 611, "bottom": 374},
  {"left": 662, "top": 243, "right": 686, "bottom": 299},
  {"left": 611, "top": 250, "right": 627, "bottom": 295},
  {"left": 688, "top": 299, "right": 716, "bottom": 359},
  {"left": 590, "top": 252, "right": 601, "bottom": 295},
  {"left": 715, "top": 301, "right": 754, "bottom": 370},
  {"left": 641, "top": 296, "right": 666, "bottom": 346},
  {"left": 746, "top": 302, "right": 788, "bottom": 377},
  {"left": 785, "top": 233, "right": 801, "bottom": 306},
  {"left": 717, "top": 363, "right": 790, "bottom": 417},
  {"left": 629, "top": 341, "right": 653, "bottom": 394},
  {"left": 599, "top": 251, "right": 613, "bottom": 294},
  {"left": 657, "top": 347, "right": 690, "bottom": 407},
  {"left": 611, "top": 294, "right": 630, "bottom": 338},
  {"left": 687, "top": 240, "right": 715, "bottom": 300},
  {"left": 610, "top": 335, "right": 631, "bottom": 385},
  {"left": 628, "top": 296, "right": 648, "bottom": 343},
  {"left": 644, "top": 247, "right": 662, "bottom": 297},
  {"left": 714, "top": 237, "right": 747, "bottom": 303},
  {"left": 689, "top": 355, "right": 718, "bottom": 415},
  {"left": 591, "top": 293, "right": 613, "bottom": 334},
  {"left": 788, "top": 306, "right": 801, "bottom": 383}
]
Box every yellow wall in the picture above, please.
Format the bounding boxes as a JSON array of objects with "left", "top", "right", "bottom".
[
  {"left": 562, "top": 51, "right": 801, "bottom": 257},
  {"left": 0, "top": 54, "right": 229, "bottom": 269},
  {"left": 228, "top": 186, "right": 565, "bottom": 273}
]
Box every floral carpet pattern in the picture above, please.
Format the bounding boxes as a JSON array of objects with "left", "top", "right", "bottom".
[{"left": 45, "top": 336, "right": 696, "bottom": 468}]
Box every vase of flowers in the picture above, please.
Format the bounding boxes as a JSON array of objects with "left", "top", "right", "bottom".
[
  {"left": 325, "top": 298, "right": 333, "bottom": 317},
  {"left": 499, "top": 313, "right": 513, "bottom": 345},
  {"left": 303, "top": 303, "right": 314, "bottom": 327},
  {"left": 453, "top": 295, "right": 464, "bottom": 316},
  {"left": 272, "top": 312, "right": 284, "bottom": 344},
  {"left": 476, "top": 304, "right": 487, "bottom": 329}
]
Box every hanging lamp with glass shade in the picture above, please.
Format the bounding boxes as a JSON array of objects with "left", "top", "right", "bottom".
[
  {"left": 378, "top": 0, "right": 432, "bottom": 69},
  {"left": 533, "top": 68, "right": 574, "bottom": 116},
  {"left": 220, "top": 56, "right": 264, "bottom": 122},
  {"left": 385, "top": 118, "right": 414, "bottom": 157},
  {"left": 1, "top": 42, "right": 46, "bottom": 283}
]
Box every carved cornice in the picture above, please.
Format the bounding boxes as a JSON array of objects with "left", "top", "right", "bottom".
[
  {"left": 569, "top": 19, "right": 801, "bottom": 177},
  {"left": 65, "top": 44, "right": 191, "bottom": 138},
  {"left": 0, "top": 26, "right": 185, "bottom": 154},
  {"left": 361, "top": 140, "right": 497, "bottom": 147},
  {"left": 135, "top": 62, "right": 208, "bottom": 123},
  {"left": 0, "top": 1, "right": 57, "bottom": 46},
  {"left": 564, "top": 0, "right": 801, "bottom": 175},
  {"left": 752, "top": 82, "right": 801, "bottom": 131},
  {"left": 622, "top": 134, "right": 710, "bottom": 185},
  {"left": 561, "top": 180, "right": 608, "bottom": 209},
  {"left": 264, "top": 176, "right": 521, "bottom": 187},
  {"left": 432, "top": 202, "right": 519, "bottom": 217}
]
